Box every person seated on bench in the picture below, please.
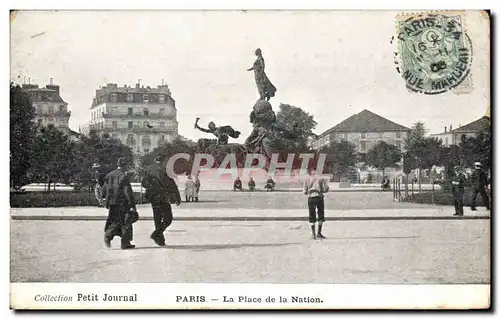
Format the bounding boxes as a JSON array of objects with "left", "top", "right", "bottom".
[
  {"left": 381, "top": 175, "right": 390, "bottom": 191},
  {"left": 233, "top": 177, "right": 243, "bottom": 191},
  {"left": 265, "top": 177, "right": 276, "bottom": 191}
]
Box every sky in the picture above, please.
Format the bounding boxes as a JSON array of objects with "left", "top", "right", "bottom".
[{"left": 10, "top": 10, "right": 490, "bottom": 142}]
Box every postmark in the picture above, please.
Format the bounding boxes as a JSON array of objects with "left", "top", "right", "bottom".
[{"left": 395, "top": 12, "right": 473, "bottom": 94}]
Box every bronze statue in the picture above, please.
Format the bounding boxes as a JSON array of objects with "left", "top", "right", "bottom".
[
  {"left": 194, "top": 117, "right": 241, "bottom": 145},
  {"left": 243, "top": 100, "right": 276, "bottom": 160},
  {"left": 247, "top": 48, "right": 277, "bottom": 101}
]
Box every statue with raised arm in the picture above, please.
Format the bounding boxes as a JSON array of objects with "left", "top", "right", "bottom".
[
  {"left": 247, "top": 48, "right": 277, "bottom": 101},
  {"left": 194, "top": 117, "right": 241, "bottom": 146}
]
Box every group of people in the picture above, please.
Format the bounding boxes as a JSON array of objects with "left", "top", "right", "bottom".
[
  {"left": 184, "top": 174, "right": 201, "bottom": 202},
  {"left": 451, "top": 162, "right": 491, "bottom": 216},
  {"left": 97, "top": 155, "right": 181, "bottom": 249},
  {"left": 233, "top": 177, "right": 275, "bottom": 191}
]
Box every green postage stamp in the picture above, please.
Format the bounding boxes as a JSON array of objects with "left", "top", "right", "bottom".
[{"left": 396, "top": 11, "right": 473, "bottom": 94}]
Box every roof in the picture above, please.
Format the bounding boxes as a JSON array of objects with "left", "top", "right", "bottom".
[
  {"left": 319, "top": 109, "right": 410, "bottom": 136},
  {"left": 452, "top": 118, "right": 489, "bottom": 133}
]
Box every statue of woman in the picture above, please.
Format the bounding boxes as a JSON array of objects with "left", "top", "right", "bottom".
[
  {"left": 247, "top": 48, "right": 277, "bottom": 101},
  {"left": 194, "top": 117, "right": 241, "bottom": 146}
]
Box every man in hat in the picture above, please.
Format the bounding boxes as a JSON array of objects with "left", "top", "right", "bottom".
[
  {"left": 470, "top": 162, "right": 490, "bottom": 211},
  {"left": 142, "top": 154, "right": 181, "bottom": 247},
  {"left": 101, "top": 157, "right": 137, "bottom": 249},
  {"left": 451, "top": 166, "right": 466, "bottom": 216}
]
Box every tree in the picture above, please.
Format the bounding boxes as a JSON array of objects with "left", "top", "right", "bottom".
[
  {"left": 30, "top": 124, "right": 75, "bottom": 191},
  {"left": 321, "top": 140, "right": 357, "bottom": 181},
  {"left": 10, "top": 83, "right": 36, "bottom": 190},
  {"left": 365, "top": 141, "right": 402, "bottom": 176},
  {"left": 459, "top": 131, "right": 491, "bottom": 170},
  {"left": 405, "top": 122, "right": 444, "bottom": 169},
  {"left": 71, "top": 134, "right": 134, "bottom": 187},
  {"left": 274, "top": 103, "right": 317, "bottom": 150},
  {"left": 140, "top": 137, "right": 195, "bottom": 175}
]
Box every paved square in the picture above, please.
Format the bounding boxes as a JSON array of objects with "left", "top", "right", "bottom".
[{"left": 11, "top": 218, "right": 489, "bottom": 284}]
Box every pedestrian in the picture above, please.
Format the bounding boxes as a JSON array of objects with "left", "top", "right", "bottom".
[
  {"left": 142, "top": 154, "right": 181, "bottom": 247},
  {"left": 101, "top": 157, "right": 138, "bottom": 249},
  {"left": 194, "top": 173, "right": 201, "bottom": 202},
  {"left": 470, "top": 162, "right": 490, "bottom": 211},
  {"left": 185, "top": 175, "right": 196, "bottom": 202},
  {"left": 451, "top": 166, "right": 466, "bottom": 216},
  {"left": 303, "top": 169, "right": 329, "bottom": 239}
]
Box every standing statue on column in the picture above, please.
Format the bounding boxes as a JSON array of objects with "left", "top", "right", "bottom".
[{"left": 247, "top": 48, "right": 277, "bottom": 101}]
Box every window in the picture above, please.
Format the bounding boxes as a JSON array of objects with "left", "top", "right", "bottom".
[
  {"left": 127, "top": 94, "right": 133, "bottom": 102},
  {"left": 142, "top": 95, "right": 149, "bottom": 103},
  {"left": 144, "top": 108, "right": 149, "bottom": 116},
  {"left": 37, "top": 119, "right": 43, "bottom": 126},
  {"left": 445, "top": 137, "right": 449, "bottom": 145},
  {"left": 361, "top": 132, "right": 366, "bottom": 139},
  {"left": 128, "top": 108, "right": 133, "bottom": 116},
  {"left": 161, "top": 135, "right": 165, "bottom": 142},
  {"left": 128, "top": 121, "right": 133, "bottom": 129},
  {"left": 111, "top": 93, "right": 117, "bottom": 103},
  {"left": 48, "top": 105, "right": 54, "bottom": 114},
  {"left": 159, "top": 95, "right": 165, "bottom": 103},
  {"left": 160, "top": 121, "right": 165, "bottom": 127},
  {"left": 144, "top": 148, "right": 150, "bottom": 153},
  {"left": 59, "top": 105, "right": 65, "bottom": 113},
  {"left": 112, "top": 106, "right": 118, "bottom": 114},
  {"left": 396, "top": 132, "right": 401, "bottom": 138},
  {"left": 378, "top": 132, "right": 384, "bottom": 138},
  {"left": 112, "top": 121, "right": 117, "bottom": 128},
  {"left": 159, "top": 108, "right": 165, "bottom": 116},
  {"left": 37, "top": 105, "right": 42, "bottom": 114},
  {"left": 396, "top": 141, "right": 402, "bottom": 150},
  {"left": 360, "top": 141, "right": 366, "bottom": 152}
]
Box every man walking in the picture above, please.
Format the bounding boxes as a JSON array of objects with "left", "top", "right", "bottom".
[
  {"left": 470, "top": 162, "right": 490, "bottom": 211},
  {"left": 142, "top": 155, "right": 181, "bottom": 247},
  {"left": 101, "top": 157, "right": 138, "bottom": 249},
  {"left": 303, "top": 169, "right": 329, "bottom": 239},
  {"left": 451, "top": 166, "right": 466, "bottom": 216}
]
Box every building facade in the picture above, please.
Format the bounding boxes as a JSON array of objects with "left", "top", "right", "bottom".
[
  {"left": 311, "top": 109, "right": 410, "bottom": 153},
  {"left": 22, "top": 80, "right": 71, "bottom": 131},
  {"left": 431, "top": 118, "right": 490, "bottom": 146},
  {"left": 85, "top": 82, "right": 178, "bottom": 154}
]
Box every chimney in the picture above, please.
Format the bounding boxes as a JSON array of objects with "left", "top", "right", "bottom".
[
  {"left": 49, "top": 78, "right": 53, "bottom": 85},
  {"left": 450, "top": 124, "right": 452, "bottom": 131},
  {"left": 444, "top": 126, "right": 447, "bottom": 133}
]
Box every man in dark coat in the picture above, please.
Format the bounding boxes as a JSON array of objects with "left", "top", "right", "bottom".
[
  {"left": 142, "top": 154, "right": 181, "bottom": 247},
  {"left": 451, "top": 166, "right": 466, "bottom": 216},
  {"left": 101, "top": 157, "right": 137, "bottom": 249},
  {"left": 470, "top": 162, "right": 490, "bottom": 211}
]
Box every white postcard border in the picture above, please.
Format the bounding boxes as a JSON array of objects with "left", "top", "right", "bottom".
[{"left": 10, "top": 283, "right": 490, "bottom": 310}]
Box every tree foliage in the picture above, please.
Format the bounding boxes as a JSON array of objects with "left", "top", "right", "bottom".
[
  {"left": 321, "top": 140, "right": 357, "bottom": 180},
  {"left": 274, "top": 103, "right": 317, "bottom": 150},
  {"left": 29, "top": 124, "right": 75, "bottom": 190},
  {"left": 365, "top": 141, "right": 402, "bottom": 175},
  {"left": 10, "top": 83, "right": 36, "bottom": 189}
]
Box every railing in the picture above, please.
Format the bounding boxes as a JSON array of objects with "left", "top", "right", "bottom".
[
  {"left": 392, "top": 176, "right": 437, "bottom": 204},
  {"left": 102, "top": 113, "right": 175, "bottom": 119}
]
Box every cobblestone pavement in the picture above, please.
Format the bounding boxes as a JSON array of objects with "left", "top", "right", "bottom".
[{"left": 11, "top": 219, "right": 490, "bottom": 284}]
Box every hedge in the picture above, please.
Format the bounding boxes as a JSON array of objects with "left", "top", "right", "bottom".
[
  {"left": 10, "top": 191, "right": 150, "bottom": 208},
  {"left": 409, "top": 188, "right": 490, "bottom": 206}
]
